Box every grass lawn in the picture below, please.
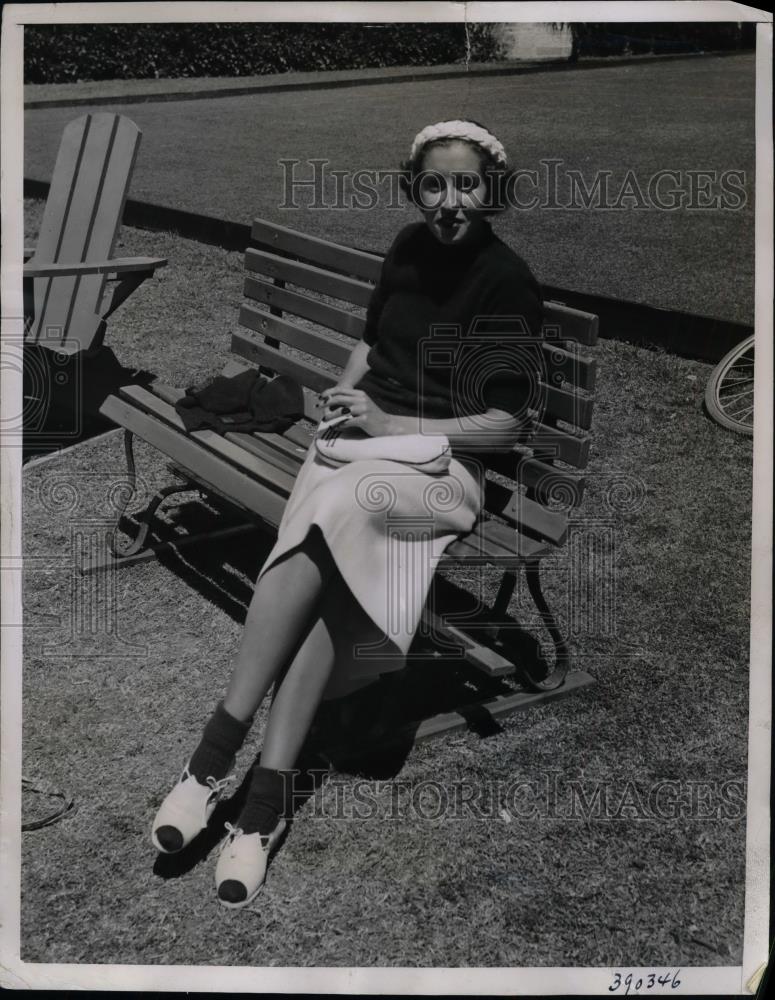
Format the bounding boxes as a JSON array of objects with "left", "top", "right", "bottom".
[
  {"left": 24, "top": 53, "right": 755, "bottom": 324},
  {"left": 19, "top": 204, "right": 754, "bottom": 966}
]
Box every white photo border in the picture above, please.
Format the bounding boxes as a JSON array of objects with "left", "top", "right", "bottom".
[{"left": 1, "top": 1, "right": 772, "bottom": 993}]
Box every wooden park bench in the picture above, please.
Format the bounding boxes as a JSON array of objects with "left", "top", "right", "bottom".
[
  {"left": 96, "top": 218, "right": 600, "bottom": 744},
  {"left": 24, "top": 112, "right": 167, "bottom": 356}
]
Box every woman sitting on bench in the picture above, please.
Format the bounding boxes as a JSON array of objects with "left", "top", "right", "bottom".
[{"left": 151, "top": 119, "right": 544, "bottom": 908}]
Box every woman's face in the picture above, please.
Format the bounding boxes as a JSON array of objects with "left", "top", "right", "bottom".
[{"left": 416, "top": 141, "right": 489, "bottom": 246}]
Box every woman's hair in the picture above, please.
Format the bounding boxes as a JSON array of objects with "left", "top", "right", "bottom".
[{"left": 398, "top": 119, "right": 515, "bottom": 216}]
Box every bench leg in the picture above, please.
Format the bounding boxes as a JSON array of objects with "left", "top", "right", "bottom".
[
  {"left": 107, "top": 430, "right": 191, "bottom": 559},
  {"left": 488, "top": 569, "right": 519, "bottom": 639},
  {"left": 519, "top": 558, "right": 570, "bottom": 691}
]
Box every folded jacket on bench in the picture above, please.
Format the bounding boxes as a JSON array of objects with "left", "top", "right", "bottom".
[{"left": 175, "top": 370, "right": 305, "bottom": 434}]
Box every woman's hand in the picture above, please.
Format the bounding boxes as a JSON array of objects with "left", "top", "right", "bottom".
[
  {"left": 322, "top": 388, "right": 393, "bottom": 437},
  {"left": 318, "top": 383, "right": 353, "bottom": 425},
  {"left": 318, "top": 383, "right": 355, "bottom": 424},
  {"left": 318, "top": 383, "right": 352, "bottom": 408}
]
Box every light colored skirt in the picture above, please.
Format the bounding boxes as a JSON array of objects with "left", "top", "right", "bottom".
[{"left": 255, "top": 443, "right": 483, "bottom": 695}]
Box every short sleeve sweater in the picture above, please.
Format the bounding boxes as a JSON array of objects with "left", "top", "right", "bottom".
[{"left": 354, "top": 220, "right": 544, "bottom": 424}]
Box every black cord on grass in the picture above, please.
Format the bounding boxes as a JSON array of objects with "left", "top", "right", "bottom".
[{"left": 22, "top": 776, "right": 75, "bottom": 831}]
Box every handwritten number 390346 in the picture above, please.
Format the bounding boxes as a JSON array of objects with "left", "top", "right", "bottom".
[{"left": 609, "top": 970, "right": 682, "bottom": 993}]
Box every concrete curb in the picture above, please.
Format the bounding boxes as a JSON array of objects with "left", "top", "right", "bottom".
[
  {"left": 24, "top": 51, "right": 751, "bottom": 110},
  {"left": 24, "top": 177, "right": 752, "bottom": 364},
  {"left": 23, "top": 426, "right": 123, "bottom": 469}
]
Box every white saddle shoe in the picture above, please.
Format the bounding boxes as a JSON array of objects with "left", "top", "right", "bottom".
[
  {"left": 215, "top": 819, "right": 287, "bottom": 909},
  {"left": 151, "top": 764, "right": 234, "bottom": 854}
]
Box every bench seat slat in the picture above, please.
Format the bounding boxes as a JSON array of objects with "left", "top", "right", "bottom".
[
  {"left": 100, "top": 396, "right": 290, "bottom": 526},
  {"left": 151, "top": 352, "right": 586, "bottom": 533},
  {"left": 117, "top": 385, "right": 297, "bottom": 496},
  {"left": 440, "top": 519, "right": 551, "bottom": 565},
  {"left": 245, "top": 248, "right": 374, "bottom": 308},
  {"left": 251, "top": 219, "right": 383, "bottom": 283},
  {"left": 223, "top": 431, "right": 306, "bottom": 478},
  {"left": 483, "top": 517, "right": 552, "bottom": 559},
  {"left": 104, "top": 397, "right": 560, "bottom": 573},
  {"left": 484, "top": 451, "right": 586, "bottom": 507},
  {"left": 484, "top": 480, "right": 568, "bottom": 546},
  {"left": 215, "top": 351, "right": 584, "bottom": 526},
  {"left": 216, "top": 360, "right": 315, "bottom": 449},
  {"left": 150, "top": 380, "right": 311, "bottom": 465},
  {"left": 109, "top": 384, "right": 567, "bottom": 551}
]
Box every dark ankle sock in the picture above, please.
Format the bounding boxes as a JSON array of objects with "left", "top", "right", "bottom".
[
  {"left": 238, "top": 765, "right": 296, "bottom": 837},
  {"left": 188, "top": 701, "right": 251, "bottom": 783}
]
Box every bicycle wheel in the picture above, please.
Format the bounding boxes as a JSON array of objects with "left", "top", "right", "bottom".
[{"left": 705, "top": 335, "right": 755, "bottom": 436}]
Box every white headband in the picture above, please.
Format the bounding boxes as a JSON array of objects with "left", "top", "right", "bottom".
[{"left": 409, "top": 120, "right": 508, "bottom": 168}]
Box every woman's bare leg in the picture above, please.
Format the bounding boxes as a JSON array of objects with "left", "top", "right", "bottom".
[
  {"left": 259, "top": 568, "right": 402, "bottom": 769},
  {"left": 258, "top": 613, "right": 336, "bottom": 769},
  {"left": 222, "top": 528, "right": 333, "bottom": 723}
]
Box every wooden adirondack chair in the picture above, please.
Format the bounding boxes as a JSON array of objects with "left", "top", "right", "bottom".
[{"left": 24, "top": 112, "right": 167, "bottom": 356}]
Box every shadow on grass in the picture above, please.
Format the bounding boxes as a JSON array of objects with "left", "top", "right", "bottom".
[
  {"left": 118, "top": 494, "right": 545, "bottom": 785},
  {"left": 23, "top": 344, "right": 156, "bottom": 463}
]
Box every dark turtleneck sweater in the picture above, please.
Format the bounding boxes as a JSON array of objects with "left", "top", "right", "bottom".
[{"left": 354, "top": 220, "right": 544, "bottom": 424}]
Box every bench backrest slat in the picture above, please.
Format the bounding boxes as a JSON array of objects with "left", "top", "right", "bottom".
[
  {"left": 231, "top": 333, "right": 333, "bottom": 400},
  {"left": 249, "top": 221, "right": 599, "bottom": 345},
  {"left": 540, "top": 382, "right": 594, "bottom": 429},
  {"left": 530, "top": 423, "right": 590, "bottom": 468},
  {"left": 239, "top": 303, "right": 352, "bottom": 368},
  {"left": 244, "top": 275, "right": 366, "bottom": 339},
  {"left": 543, "top": 344, "right": 597, "bottom": 392},
  {"left": 251, "top": 219, "right": 383, "bottom": 283},
  {"left": 27, "top": 113, "right": 141, "bottom": 353},
  {"left": 235, "top": 316, "right": 595, "bottom": 441},
  {"left": 244, "top": 274, "right": 597, "bottom": 393},
  {"left": 542, "top": 302, "right": 599, "bottom": 347},
  {"left": 245, "top": 248, "right": 374, "bottom": 308}
]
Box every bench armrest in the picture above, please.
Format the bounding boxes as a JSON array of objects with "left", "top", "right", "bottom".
[{"left": 23, "top": 256, "right": 168, "bottom": 278}]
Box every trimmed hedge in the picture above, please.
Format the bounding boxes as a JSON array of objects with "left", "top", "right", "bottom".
[
  {"left": 24, "top": 23, "right": 497, "bottom": 84},
  {"left": 568, "top": 22, "right": 755, "bottom": 59},
  {"left": 23, "top": 21, "right": 754, "bottom": 85}
]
